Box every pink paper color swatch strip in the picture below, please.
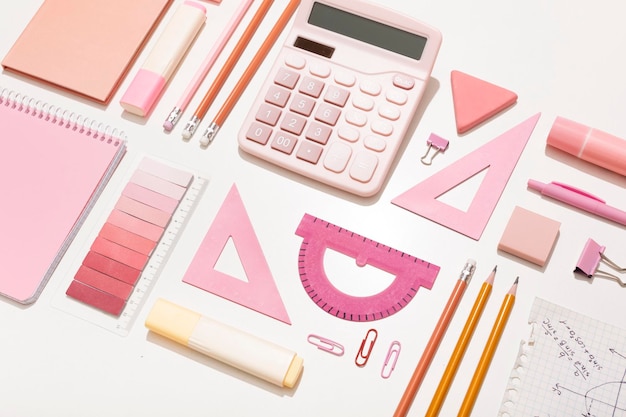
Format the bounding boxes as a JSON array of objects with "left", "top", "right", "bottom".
[{"left": 66, "top": 158, "right": 193, "bottom": 316}]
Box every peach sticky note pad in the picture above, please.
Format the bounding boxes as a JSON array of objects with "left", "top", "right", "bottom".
[{"left": 498, "top": 206, "right": 560, "bottom": 267}]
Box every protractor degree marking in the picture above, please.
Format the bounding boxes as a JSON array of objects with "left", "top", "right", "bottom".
[{"left": 295, "top": 213, "right": 440, "bottom": 322}]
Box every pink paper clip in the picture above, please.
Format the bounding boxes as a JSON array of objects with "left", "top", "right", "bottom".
[
  {"left": 574, "top": 238, "right": 626, "bottom": 286},
  {"left": 420, "top": 133, "right": 449, "bottom": 165},
  {"left": 381, "top": 340, "right": 401, "bottom": 379},
  {"left": 355, "top": 328, "right": 378, "bottom": 367},
  {"left": 307, "top": 334, "right": 345, "bottom": 356}
]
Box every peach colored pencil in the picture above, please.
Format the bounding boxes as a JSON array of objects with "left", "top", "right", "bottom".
[
  {"left": 393, "top": 259, "right": 476, "bottom": 417},
  {"left": 199, "top": 0, "right": 301, "bottom": 146}
]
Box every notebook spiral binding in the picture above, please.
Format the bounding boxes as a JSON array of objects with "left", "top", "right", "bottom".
[{"left": 0, "top": 87, "right": 126, "bottom": 145}]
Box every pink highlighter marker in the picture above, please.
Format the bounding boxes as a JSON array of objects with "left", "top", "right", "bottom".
[
  {"left": 527, "top": 179, "right": 626, "bottom": 227},
  {"left": 547, "top": 116, "right": 626, "bottom": 176},
  {"left": 121, "top": 1, "right": 207, "bottom": 117}
]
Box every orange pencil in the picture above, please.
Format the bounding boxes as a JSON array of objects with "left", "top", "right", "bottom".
[
  {"left": 182, "top": 0, "right": 276, "bottom": 140},
  {"left": 457, "top": 277, "right": 518, "bottom": 417},
  {"left": 199, "top": 0, "right": 301, "bottom": 147},
  {"left": 425, "top": 266, "right": 496, "bottom": 417},
  {"left": 393, "top": 259, "right": 476, "bottom": 417}
]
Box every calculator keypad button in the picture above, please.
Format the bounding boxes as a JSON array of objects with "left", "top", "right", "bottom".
[
  {"left": 315, "top": 103, "right": 341, "bottom": 126},
  {"left": 299, "top": 76, "right": 325, "bottom": 98},
  {"left": 306, "top": 122, "right": 332, "bottom": 144},
  {"left": 371, "top": 120, "right": 393, "bottom": 136},
  {"left": 265, "top": 85, "right": 291, "bottom": 107},
  {"left": 352, "top": 95, "right": 374, "bottom": 111},
  {"left": 393, "top": 74, "right": 415, "bottom": 90},
  {"left": 324, "top": 142, "right": 352, "bottom": 173},
  {"left": 338, "top": 126, "right": 359, "bottom": 142},
  {"left": 310, "top": 63, "right": 331, "bottom": 78},
  {"left": 359, "top": 80, "right": 382, "bottom": 96},
  {"left": 386, "top": 90, "right": 408, "bottom": 106},
  {"left": 246, "top": 122, "right": 272, "bottom": 145},
  {"left": 349, "top": 152, "right": 378, "bottom": 182},
  {"left": 345, "top": 111, "right": 367, "bottom": 127},
  {"left": 290, "top": 94, "right": 316, "bottom": 116},
  {"left": 378, "top": 104, "right": 400, "bottom": 121},
  {"left": 280, "top": 112, "right": 307, "bottom": 135},
  {"left": 271, "top": 132, "right": 298, "bottom": 154},
  {"left": 285, "top": 53, "right": 306, "bottom": 69},
  {"left": 297, "top": 141, "right": 323, "bottom": 164},
  {"left": 324, "top": 85, "right": 350, "bottom": 107},
  {"left": 364, "top": 135, "right": 386, "bottom": 152},
  {"left": 275, "top": 68, "right": 300, "bottom": 89},
  {"left": 256, "top": 103, "right": 281, "bottom": 126},
  {"left": 334, "top": 71, "right": 356, "bottom": 87}
]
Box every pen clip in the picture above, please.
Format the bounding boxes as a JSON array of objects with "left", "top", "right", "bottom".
[
  {"left": 381, "top": 341, "right": 401, "bottom": 379},
  {"left": 552, "top": 181, "right": 606, "bottom": 203},
  {"left": 355, "top": 328, "right": 378, "bottom": 367},
  {"left": 307, "top": 334, "right": 345, "bottom": 356}
]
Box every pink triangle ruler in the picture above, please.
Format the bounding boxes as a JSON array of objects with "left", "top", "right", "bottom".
[
  {"left": 392, "top": 113, "right": 541, "bottom": 240},
  {"left": 451, "top": 70, "right": 518, "bottom": 134},
  {"left": 182, "top": 184, "right": 291, "bottom": 324}
]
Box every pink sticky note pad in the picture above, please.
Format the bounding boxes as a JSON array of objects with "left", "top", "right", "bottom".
[
  {"left": 498, "top": 206, "right": 560, "bottom": 267},
  {"left": 66, "top": 280, "right": 126, "bottom": 316}
]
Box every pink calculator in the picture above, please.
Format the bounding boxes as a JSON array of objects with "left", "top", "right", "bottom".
[{"left": 238, "top": 0, "right": 442, "bottom": 197}]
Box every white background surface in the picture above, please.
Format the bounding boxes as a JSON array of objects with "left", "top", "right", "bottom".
[{"left": 1, "top": 0, "right": 625, "bottom": 416}]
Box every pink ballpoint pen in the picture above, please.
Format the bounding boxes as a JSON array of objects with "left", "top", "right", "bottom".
[{"left": 527, "top": 179, "right": 626, "bottom": 226}]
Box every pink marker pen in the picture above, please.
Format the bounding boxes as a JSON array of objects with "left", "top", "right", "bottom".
[
  {"left": 121, "top": 1, "right": 206, "bottom": 117},
  {"left": 547, "top": 116, "right": 626, "bottom": 176}
]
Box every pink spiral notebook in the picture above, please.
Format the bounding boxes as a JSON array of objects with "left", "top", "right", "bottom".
[{"left": 0, "top": 88, "right": 126, "bottom": 304}]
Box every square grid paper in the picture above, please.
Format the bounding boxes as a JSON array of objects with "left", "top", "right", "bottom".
[{"left": 499, "top": 297, "right": 626, "bottom": 417}]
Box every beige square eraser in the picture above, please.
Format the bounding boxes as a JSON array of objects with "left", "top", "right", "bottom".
[{"left": 498, "top": 206, "right": 560, "bottom": 267}]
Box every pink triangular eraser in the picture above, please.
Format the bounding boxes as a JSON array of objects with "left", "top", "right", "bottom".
[
  {"left": 451, "top": 70, "right": 518, "bottom": 134},
  {"left": 182, "top": 184, "right": 291, "bottom": 325}
]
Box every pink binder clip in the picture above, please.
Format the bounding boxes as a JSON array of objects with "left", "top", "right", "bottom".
[
  {"left": 574, "top": 238, "right": 625, "bottom": 286},
  {"left": 420, "top": 133, "right": 449, "bottom": 165}
]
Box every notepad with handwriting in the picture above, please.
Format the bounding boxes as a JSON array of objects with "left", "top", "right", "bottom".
[
  {"left": 0, "top": 88, "right": 126, "bottom": 304},
  {"left": 498, "top": 297, "right": 626, "bottom": 417},
  {"left": 1, "top": 0, "right": 172, "bottom": 104}
]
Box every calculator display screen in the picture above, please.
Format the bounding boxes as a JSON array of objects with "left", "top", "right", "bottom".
[{"left": 308, "top": 2, "right": 427, "bottom": 60}]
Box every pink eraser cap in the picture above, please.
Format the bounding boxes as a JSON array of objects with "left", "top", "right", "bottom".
[
  {"left": 120, "top": 69, "right": 166, "bottom": 117},
  {"left": 546, "top": 116, "right": 590, "bottom": 156},
  {"left": 498, "top": 206, "right": 561, "bottom": 267}
]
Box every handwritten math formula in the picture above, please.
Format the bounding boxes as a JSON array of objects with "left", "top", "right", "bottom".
[
  {"left": 498, "top": 298, "right": 626, "bottom": 417},
  {"left": 542, "top": 318, "right": 603, "bottom": 380}
]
